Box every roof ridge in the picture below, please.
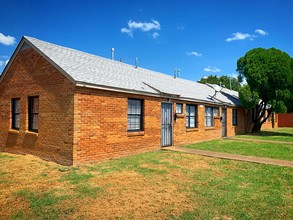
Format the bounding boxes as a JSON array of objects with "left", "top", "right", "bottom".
[
  {"left": 24, "top": 36, "right": 183, "bottom": 81},
  {"left": 24, "top": 36, "right": 213, "bottom": 88}
]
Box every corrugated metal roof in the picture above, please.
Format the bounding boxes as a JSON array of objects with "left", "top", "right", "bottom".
[{"left": 20, "top": 36, "right": 240, "bottom": 106}]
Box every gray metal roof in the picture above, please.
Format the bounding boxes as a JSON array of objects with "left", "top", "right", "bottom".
[{"left": 10, "top": 36, "right": 241, "bottom": 106}]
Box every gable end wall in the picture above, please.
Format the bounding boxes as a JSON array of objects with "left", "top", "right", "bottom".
[{"left": 0, "top": 48, "right": 75, "bottom": 165}]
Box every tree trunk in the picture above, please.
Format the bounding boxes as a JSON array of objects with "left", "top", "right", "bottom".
[
  {"left": 251, "top": 105, "right": 272, "bottom": 133},
  {"left": 251, "top": 120, "right": 262, "bottom": 133}
]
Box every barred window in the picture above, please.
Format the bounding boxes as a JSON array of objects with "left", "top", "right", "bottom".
[
  {"left": 128, "top": 99, "right": 143, "bottom": 131},
  {"left": 232, "top": 109, "right": 238, "bottom": 126},
  {"left": 28, "top": 96, "right": 39, "bottom": 132},
  {"left": 176, "top": 103, "right": 183, "bottom": 114},
  {"left": 186, "top": 104, "right": 197, "bottom": 128},
  {"left": 12, "top": 98, "right": 20, "bottom": 130}
]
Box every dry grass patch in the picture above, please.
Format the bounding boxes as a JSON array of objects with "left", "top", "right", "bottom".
[
  {"left": 0, "top": 151, "right": 292, "bottom": 219},
  {"left": 75, "top": 170, "right": 195, "bottom": 219}
]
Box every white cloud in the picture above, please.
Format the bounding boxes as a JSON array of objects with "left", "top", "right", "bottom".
[
  {"left": 255, "top": 29, "right": 268, "bottom": 35},
  {"left": 152, "top": 32, "right": 159, "bottom": 39},
  {"left": 121, "top": 27, "right": 133, "bottom": 37},
  {"left": 204, "top": 66, "right": 220, "bottom": 73},
  {"left": 177, "top": 25, "right": 185, "bottom": 30},
  {"left": 0, "top": 61, "right": 3, "bottom": 67},
  {"left": 186, "top": 51, "right": 202, "bottom": 57},
  {"left": 0, "top": 33, "right": 16, "bottom": 46},
  {"left": 226, "top": 32, "right": 256, "bottom": 42},
  {"left": 121, "top": 19, "right": 160, "bottom": 38},
  {"left": 5, "top": 59, "right": 9, "bottom": 65}
]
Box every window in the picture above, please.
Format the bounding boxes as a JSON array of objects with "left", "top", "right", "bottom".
[
  {"left": 176, "top": 103, "right": 183, "bottom": 114},
  {"left": 232, "top": 109, "right": 238, "bottom": 126},
  {"left": 205, "top": 107, "right": 213, "bottom": 127},
  {"left": 205, "top": 106, "right": 219, "bottom": 127},
  {"left": 213, "top": 108, "right": 219, "bottom": 117},
  {"left": 128, "top": 99, "right": 143, "bottom": 131},
  {"left": 28, "top": 96, "right": 39, "bottom": 132},
  {"left": 12, "top": 98, "right": 20, "bottom": 130},
  {"left": 186, "top": 104, "right": 197, "bottom": 128}
]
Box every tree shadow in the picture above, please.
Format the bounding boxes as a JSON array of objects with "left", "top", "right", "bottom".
[{"left": 253, "top": 131, "right": 293, "bottom": 137}]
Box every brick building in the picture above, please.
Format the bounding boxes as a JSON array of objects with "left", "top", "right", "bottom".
[
  {"left": 0, "top": 37, "right": 277, "bottom": 165},
  {"left": 278, "top": 113, "right": 293, "bottom": 127}
]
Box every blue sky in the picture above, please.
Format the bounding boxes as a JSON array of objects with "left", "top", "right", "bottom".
[{"left": 0, "top": 0, "right": 292, "bottom": 81}]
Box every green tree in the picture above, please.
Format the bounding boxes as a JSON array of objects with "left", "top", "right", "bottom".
[
  {"left": 237, "top": 48, "right": 293, "bottom": 132},
  {"left": 198, "top": 75, "right": 241, "bottom": 91}
]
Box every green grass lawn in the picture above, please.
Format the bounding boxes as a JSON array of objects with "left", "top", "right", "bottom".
[
  {"left": 186, "top": 139, "right": 293, "bottom": 161},
  {"left": 0, "top": 151, "right": 292, "bottom": 219},
  {"left": 236, "top": 127, "right": 293, "bottom": 142},
  {"left": 186, "top": 128, "right": 293, "bottom": 161}
]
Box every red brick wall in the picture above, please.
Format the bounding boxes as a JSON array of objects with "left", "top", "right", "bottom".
[
  {"left": 0, "top": 48, "right": 75, "bottom": 165},
  {"left": 226, "top": 107, "right": 246, "bottom": 137},
  {"left": 245, "top": 112, "right": 278, "bottom": 131},
  {"left": 261, "top": 114, "right": 278, "bottom": 129},
  {"left": 73, "top": 88, "right": 247, "bottom": 164},
  {"left": 0, "top": 47, "right": 252, "bottom": 165},
  {"left": 278, "top": 113, "right": 293, "bottom": 127},
  {"left": 73, "top": 88, "right": 162, "bottom": 164},
  {"left": 173, "top": 104, "right": 223, "bottom": 146}
]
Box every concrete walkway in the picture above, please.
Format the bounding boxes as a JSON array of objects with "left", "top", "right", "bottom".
[
  {"left": 229, "top": 137, "right": 293, "bottom": 145},
  {"left": 163, "top": 146, "right": 293, "bottom": 168}
]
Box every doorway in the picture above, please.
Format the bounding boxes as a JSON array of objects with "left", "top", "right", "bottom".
[
  {"left": 161, "top": 103, "right": 173, "bottom": 146},
  {"left": 222, "top": 108, "right": 227, "bottom": 137}
]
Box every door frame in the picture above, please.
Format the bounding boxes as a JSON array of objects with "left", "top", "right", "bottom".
[
  {"left": 221, "top": 107, "right": 227, "bottom": 137},
  {"left": 161, "top": 102, "right": 173, "bottom": 147}
]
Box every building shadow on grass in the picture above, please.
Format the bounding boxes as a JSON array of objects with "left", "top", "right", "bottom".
[{"left": 254, "top": 131, "right": 293, "bottom": 137}]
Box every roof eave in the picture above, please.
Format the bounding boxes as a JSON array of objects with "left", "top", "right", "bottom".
[
  {"left": 75, "top": 82, "right": 236, "bottom": 106},
  {"left": 0, "top": 36, "right": 76, "bottom": 85},
  {"left": 0, "top": 37, "right": 26, "bottom": 83}
]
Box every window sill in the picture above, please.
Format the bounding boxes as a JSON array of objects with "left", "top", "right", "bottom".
[
  {"left": 186, "top": 128, "right": 198, "bottom": 132},
  {"left": 25, "top": 131, "right": 39, "bottom": 136},
  {"left": 8, "top": 129, "right": 20, "bottom": 134},
  {"left": 205, "top": 127, "right": 216, "bottom": 130},
  {"left": 127, "top": 131, "right": 145, "bottom": 137}
]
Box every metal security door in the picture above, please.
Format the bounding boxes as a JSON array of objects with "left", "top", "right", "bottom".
[
  {"left": 161, "top": 103, "right": 173, "bottom": 146},
  {"left": 222, "top": 108, "right": 227, "bottom": 137}
]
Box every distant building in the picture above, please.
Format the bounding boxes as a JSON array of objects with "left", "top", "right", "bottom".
[{"left": 278, "top": 113, "right": 293, "bottom": 127}]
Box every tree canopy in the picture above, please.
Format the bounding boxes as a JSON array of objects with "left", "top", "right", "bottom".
[
  {"left": 198, "top": 75, "right": 241, "bottom": 91},
  {"left": 237, "top": 47, "right": 293, "bottom": 132}
]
